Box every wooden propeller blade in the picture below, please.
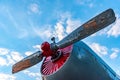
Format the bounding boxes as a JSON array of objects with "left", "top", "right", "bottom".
[
  {"left": 51, "top": 8, "right": 116, "bottom": 50},
  {"left": 12, "top": 51, "right": 43, "bottom": 74}
]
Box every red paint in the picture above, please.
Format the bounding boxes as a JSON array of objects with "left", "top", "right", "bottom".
[
  {"left": 41, "top": 45, "right": 73, "bottom": 75},
  {"left": 41, "top": 42, "right": 53, "bottom": 57}
]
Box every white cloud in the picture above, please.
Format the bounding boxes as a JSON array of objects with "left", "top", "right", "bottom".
[
  {"left": 26, "top": 12, "right": 81, "bottom": 41},
  {"left": 0, "top": 73, "right": 16, "bottom": 80},
  {"left": 0, "top": 48, "right": 14, "bottom": 66},
  {"left": 0, "top": 47, "right": 42, "bottom": 80},
  {"left": 0, "top": 57, "right": 8, "bottom": 66},
  {"left": 0, "top": 48, "right": 9, "bottom": 55},
  {"left": 29, "top": 3, "right": 41, "bottom": 14},
  {"left": 23, "top": 70, "right": 40, "bottom": 77},
  {"left": 25, "top": 51, "right": 33, "bottom": 56},
  {"left": 23, "top": 70, "right": 41, "bottom": 80},
  {"left": 66, "top": 18, "right": 81, "bottom": 34},
  {"left": 0, "top": 48, "right": 24, "bottom": 66},
  {"left": 32, "top": 26, "right": 53, "bottom": 40},
  {"left": 79, "top": 14, "right": 120, "bottom": 38},
  {"left": 110, "top": 52, "right": 117, "bottom": 59},
  {"left": 6, "top": 55, "right": 15, "bottom": 66},
  {"left": 87, "top": 42, "right": 120, "bottom": 60},
  {"left": 0, "top": 47, "right": 41, "bottom": 80},
  {"left": 55, "top": 22, "right": 66, "bottom": 40},
  {"left": 54, "top": 12, "right": 81, "bottom": 41},
  {"left": 54, "top": 12, "right": 69, "bottom": 41},
  {"left": 33, "top": 44, "right": 41, "bottom": 51},
  {"left": 76, "top": 0, "right": 88, "bottom": 5},
  {"left": 97, "top": 14, "right": 120, "bottom": 37},
  {"left": 60, "top": 12, "right": 71, "bottom": 21},
  {"left": 89, "top": 43, "right": 108, "bottom": 56},
  {"left": 107, "top": 16, "right": 120, "bottom": 37},
  {"left": 98, "top": 27, "right": 111, "bottom": 36},
  {"left": 11, "top": 51, "right": 23, "bottom": 62},
  {"left": 76, "top": 0, "right": 94, "bottom": 8},
  {"left": 110, "top": 48, "right": 120, "bottom": 59}
]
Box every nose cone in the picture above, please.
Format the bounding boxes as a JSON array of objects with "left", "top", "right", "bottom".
[
  {"left": 41, "top": 42, "right": 53, "bottom": 57},
  {"left": 41, "top": 42, "right": 50, "bottom": 51}
]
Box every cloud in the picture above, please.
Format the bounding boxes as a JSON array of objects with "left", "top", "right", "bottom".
[
  {"left": 25, "top": 11, "right": 81, "bottom": 41},
  {"left": 28, "top": 3, "right": 41, "bottom": 14},
  {"left": 23, "top": 70, "right": 41, "bottom": 80},
  {"left": 54, "top": 22, "right": 66, "bottom": 40},
  {"left": 6, "top": 55, "right": 15, "bottom": 66},
  {"left": 25, "top": 51, "right": 33, "bottom": 56},
  {"left": 89, "top": 43, "right": 108, "bottom": 56},
  {"left": 23, "top": 70, "right": 40, "bottom": 77},
  {"left": 32, "top": 26, "right": 53, "bottom": 40},
  {"left": 54, "top": 12, "right": 81, "bottom": 41},
  {"left": 93, "top": 14, "right": 120, "bottom": 37},
  {"left": 0, "top": 73, "right": 16, "bottom": 80},
  {"left": 0, "top": 48, "right": 9, "bottom": 55},
  {"left": 0, "top": 48, "right": 24, "bottom": 66},
  {"left": 80, "top": 14, "right": 120, "bottom": 38},
  {"left": 88, "top": 42, "right": 120, "bottom": 60},
  {"left": 0, "top": 47, "right": 41, "bottom": 79},
  {"left": 10, "top": 51, "right": 24, "bottom": 62},
  {"left": 30, "top": 12, "right": 81, "bottom": 41},
  {"left": 107, "top": 16, "right": 120, "bottom": 37},
  {"left": 110, "top": 48, "right": 120, "bottom": 59},
  {"left": 66, "top": 18, "right": 81, "bottom": 34},
  {"left": 0, "top": 57, "right": 8, "bottom": 66},
  {"left": 33, "top": 44, "right": 41, "bottom": 51},
  {"left": 110, "top": 52, "right": 117, "bottom": 59},
  {"left": 76, "top": 0, "right": 90, "bottom": 5},
  {"left": 75, "top": 0, "right": 94, "bottom": 8}
]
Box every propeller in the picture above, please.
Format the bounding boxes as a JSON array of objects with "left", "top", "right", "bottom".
[
  {"left": 51, "top": 8, "right": 116, "bottom": 50},
  {"left": 12, "top": 8, "right": 116, "bottom": 74},
  {"left": 12, "top": 51, "right": 43, "bottom": 74}
]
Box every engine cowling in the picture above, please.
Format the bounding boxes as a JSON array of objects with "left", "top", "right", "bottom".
[{"left": 41, "top": 41, "right": 116, "bottom": 80}]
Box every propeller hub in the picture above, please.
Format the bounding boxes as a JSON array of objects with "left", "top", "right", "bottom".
[{"left": 41, "top": 42, "right": 53, "bottom": 57}]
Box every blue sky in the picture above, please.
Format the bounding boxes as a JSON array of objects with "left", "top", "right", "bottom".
[{"left": 0, "top": 0, "right": 120, "bottom": 80}]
